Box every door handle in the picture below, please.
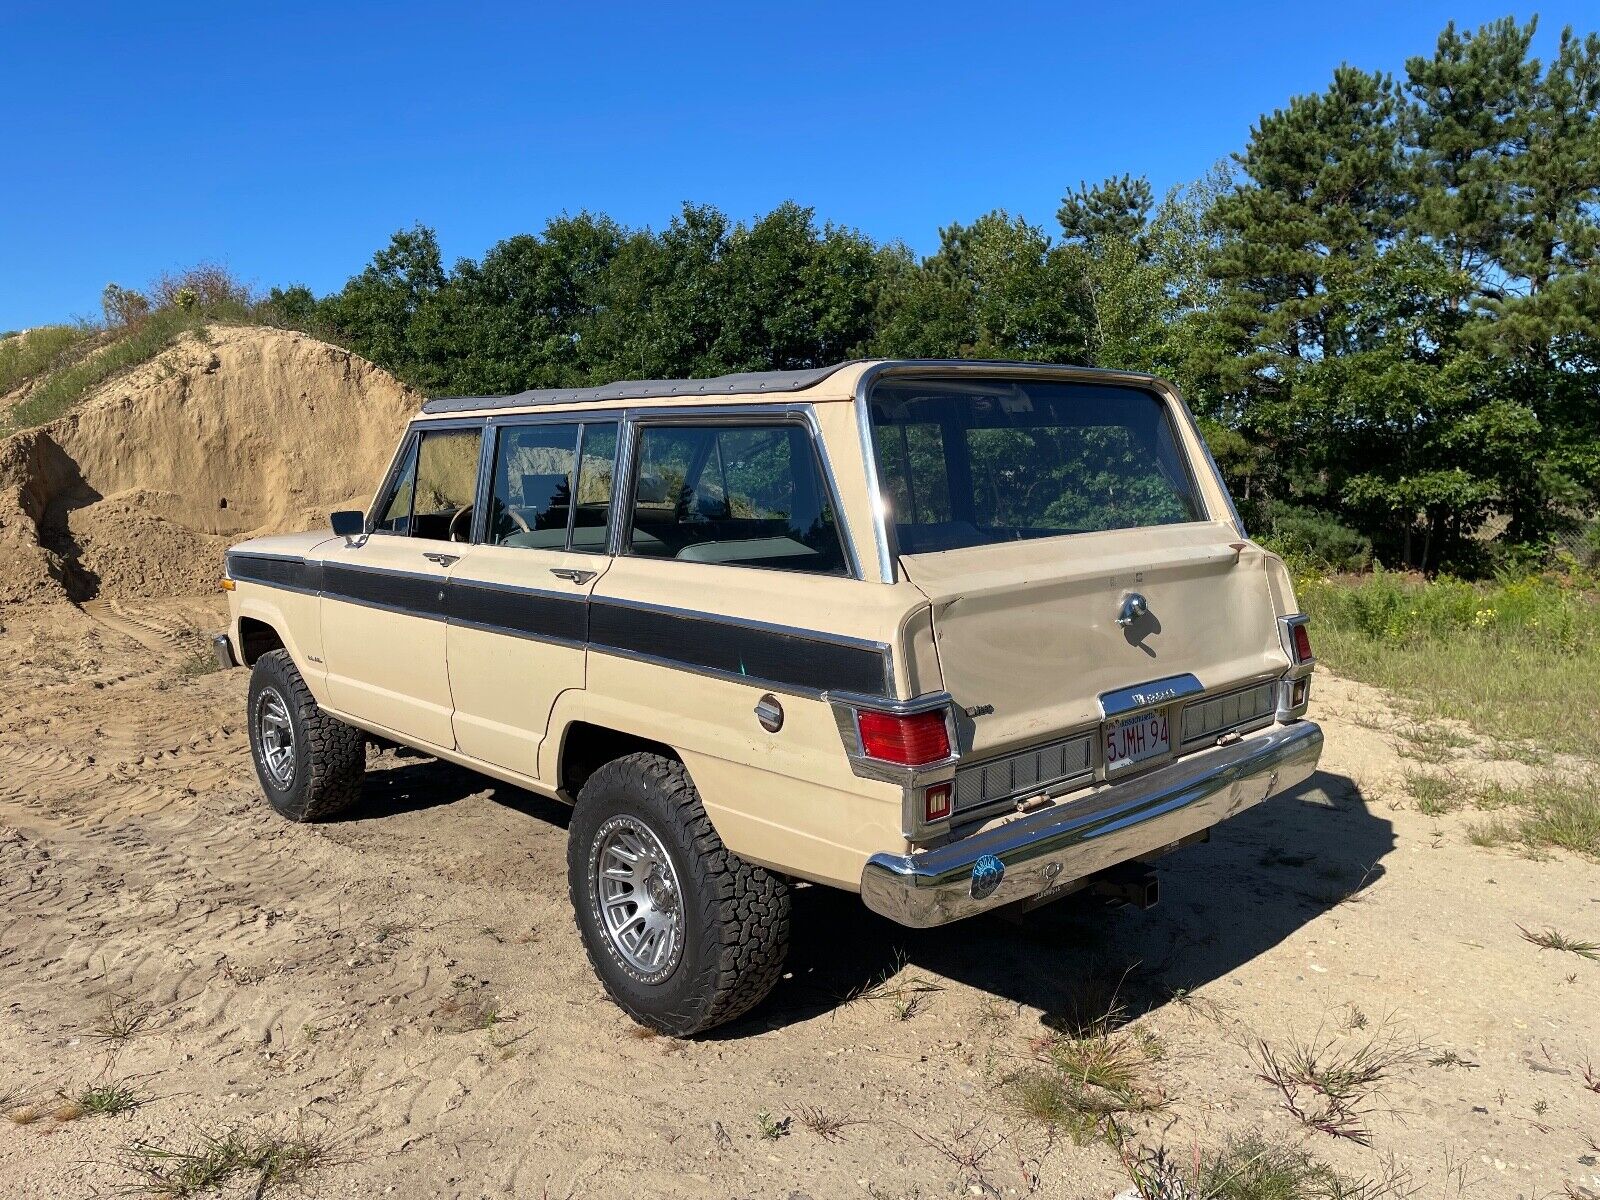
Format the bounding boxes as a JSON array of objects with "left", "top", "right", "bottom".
[
  {"left": 549, "top": 568, "right": 597, "bottom": 585},
  {"left": 423, "top": 552, "right": 460, "bottom": 567}
]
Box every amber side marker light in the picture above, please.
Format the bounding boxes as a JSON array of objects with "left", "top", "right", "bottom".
[{"left": 219, "top": 577, "right": 236, "bottom": 592}]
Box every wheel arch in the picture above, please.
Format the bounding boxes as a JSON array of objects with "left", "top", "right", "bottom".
[{"left": 556, "top": 720, "right": 681, "bottom": 801}]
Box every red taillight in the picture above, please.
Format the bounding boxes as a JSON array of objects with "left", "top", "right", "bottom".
[
  {"left": 923, "top": 782, "right": 952, "bottom": 824},
  {"left": 857, "top": 708, "right": 952, "bottom": 766},
  {"left": 1292, "top": 623, "right": 1313, "bottom": 663}
]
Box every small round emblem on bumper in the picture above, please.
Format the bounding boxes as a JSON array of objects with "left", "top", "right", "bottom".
[{"left": 970, "top": 854, "right": 1006, "bottom": 901}]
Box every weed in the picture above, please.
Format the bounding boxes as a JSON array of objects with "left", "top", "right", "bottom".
[
  {"left": 175, "top": 650, "right": 220, "bottom": 679},
  {"left": 1467, "top": 818, "right": 1517, "bottom": 848},
  {"left": 91, "top": 994, "right": 152, "bottom": 1043},
  {"left": 844, "top": 950, "right": 945, "bottom": 1012},
  {"left": 75, "top": 1081, "right": 144, "bottom": 1117},
  {"left": 893, "top": 993, "right": 929, "bottom": 1022},
  {"left": 1581, "top": 1060, "right": 1600, "bottom": 1094},
  {"left": 1395, "top": 722, "right": 1471, "bottom": 764},
  {"left": 798, "top": 1105, "right": 863, "bottom": 1142},
  {"left": 1519, "top": 925, "right": 1600, "bottom": 961},
  {"left": 1169, "top": 987, "right": 1229, "bottom": 1023},
  {"left": 755, "top": 1109, "right": 791, "bottom": 1140},
  {"left": 117, "top": 1127, "right": 336, "bottom": 1198},
  {"left": 1344, "top": 1005, "right": 1369, "bottom": 1031},
  {"left": 7, "top": 1104, "right": 43, "bottom": 1126},
  {"left": 1533, "top": 1098, "right": 1550, "bottom": 1116},
  {"left": 1006, "top": 1022, "right": 1167, "bottom": 1145},
  {"left": 1401, "top": 770, "right": 1460, "bottom": 816},
  {"left": 1427, "top": 1049, "right": 1478, "bottom": 1070},
  {"left": 1119, "top": 1132, "right": 1410, "bottom": 1200},
  {"left": 1251, "top": 1026, "right": 1421, "bottom": 1144}
]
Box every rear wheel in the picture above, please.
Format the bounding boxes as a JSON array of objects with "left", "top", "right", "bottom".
[
  {"left": 247, "top": 649, "right": 365, "bottom": 822},
  {"left": 567, "top": 752, "right": 791, "bottom": 1035}
]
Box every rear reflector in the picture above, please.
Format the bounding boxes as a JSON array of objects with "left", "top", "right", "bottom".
[
  {"left": 1292, "top": 623, "right": 1313, "bottom": 663},
  {"left": 923, "top": 782, "right": 952, "bottom": 824},
  {"left": 857, "top": 708, "right": 952, "bottom": 766}
]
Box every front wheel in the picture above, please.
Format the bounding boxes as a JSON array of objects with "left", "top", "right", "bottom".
[
  {"left": 247, "top": 649, "right": 366, "bottom": 822},
  {"left": 567, "top": 753, "right": 791, "bottom": 1035}
]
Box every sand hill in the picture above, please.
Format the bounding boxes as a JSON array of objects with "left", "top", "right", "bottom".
[{"left": 0, "top": 326, "right": 419, "bottom": 604}]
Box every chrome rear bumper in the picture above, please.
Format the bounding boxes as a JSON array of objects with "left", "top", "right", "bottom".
[{"left": 860, "top": 721, "right": 1323, "bottom": 928}]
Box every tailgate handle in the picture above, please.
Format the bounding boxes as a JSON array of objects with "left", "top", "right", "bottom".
[{"left": 1116, "top": 592, "right": 1149, "bottom": 627}]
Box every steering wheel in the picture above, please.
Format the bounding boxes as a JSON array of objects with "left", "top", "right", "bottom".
[
  {"left": 503, "top": 507, "right": 533, "bottom": 534},
  {"left": 447, "top": 505, "right": 474, "bottom": 543}
]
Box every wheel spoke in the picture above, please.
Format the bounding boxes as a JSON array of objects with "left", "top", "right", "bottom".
[{"left": 591, "top": 817, "right": 684, "bottom": 982}]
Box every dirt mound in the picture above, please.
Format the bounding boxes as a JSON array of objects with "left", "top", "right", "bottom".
[{"left": 0, "top": 326, "right": 419, "bottom": 604}]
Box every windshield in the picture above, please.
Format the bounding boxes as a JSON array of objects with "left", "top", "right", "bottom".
[{"left": 868, "top": 377, "right": 1205, "bottom": 554}]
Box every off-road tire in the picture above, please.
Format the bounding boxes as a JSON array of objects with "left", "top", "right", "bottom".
[
  {"left": 567, "top": 752, "right": 791, "bottom": 1036},
  {"left": 247, "top": 649, "right": 366, "bottom": 822}
]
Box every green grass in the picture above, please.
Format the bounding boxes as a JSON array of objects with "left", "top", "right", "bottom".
[
  {"left": 0, "top": 324, "right": 95, "bottom": 397},
  {"left": 1006, "top": 1023, "right": 1166, "bottom": 1145},
  {"left": 117, "top": 1128, "right": 334, "bottom": 1198},
  {"left": 1121, "top": 1133, "right": 1404, "bottom": 1199},
  {"left": 1300, "top": 568, "right": 1600, "bottom": 759},
  {"left": 3, "top": 306, "right": 249, "bottom": 433},
  {"left": 1401, "top": 769, "right": 1461, "bottom": 815},
  {"left": 1464, "top": 774, "right": 1600, "bottom": 856}
]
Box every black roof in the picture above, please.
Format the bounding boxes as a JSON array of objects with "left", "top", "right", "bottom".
[{"left": 420, "top": 360, "right": 862, "bottom": 414}]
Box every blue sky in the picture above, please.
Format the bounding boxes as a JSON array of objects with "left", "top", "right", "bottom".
[{"left": 1, "top": 2, "right": 1592, "bottom": 330}]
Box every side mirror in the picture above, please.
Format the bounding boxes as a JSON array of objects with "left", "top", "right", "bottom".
[{"left": 330, "top": 510, "right": 365, "bottom": 539}]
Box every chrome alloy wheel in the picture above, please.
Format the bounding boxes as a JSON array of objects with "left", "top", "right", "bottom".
[
  {"left": 591, "top": 815, "right": 684, "bottom": 983},
  {"left": 255, "top": 686, "right": 296, "bottom": 789}
]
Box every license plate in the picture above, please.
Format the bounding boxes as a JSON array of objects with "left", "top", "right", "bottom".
[{"left": 1103, "top": 707, "right": 1171, "bottom": 774}]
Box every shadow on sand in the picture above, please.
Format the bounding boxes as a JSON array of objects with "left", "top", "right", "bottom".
[{"left": 328, "top": 757, "right": 1389, "bottom": 1037}]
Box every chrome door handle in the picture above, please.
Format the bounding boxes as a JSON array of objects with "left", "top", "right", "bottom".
[
  {"left": 422, "top": 552, "right": 460, "bottom": 567},
  {"left": 549, "top": 568, "right": 597, "bottom": 585}
]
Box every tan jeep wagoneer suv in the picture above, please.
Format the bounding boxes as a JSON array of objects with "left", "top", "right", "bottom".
[{"left": 215, "top": 360, "right": 1322, "bottom": 1034}]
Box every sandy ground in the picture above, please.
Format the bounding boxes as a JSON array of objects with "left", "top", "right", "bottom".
[{"left": 1, "top": 596, "right": 1598, "bottom": 1200}]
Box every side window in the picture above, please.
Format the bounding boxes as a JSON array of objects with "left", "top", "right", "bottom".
[
  {"left": 373, "top": 427, "right": 481, "bottom": 540},
  {"left": 486, "top": 424, "right": 580, "bottom": 548},
  {"left": 626, "top": 423, "right": 848, "bottom": 575},
  {"left": 571, "top": 423, "right": 618, "bottom": 553}
]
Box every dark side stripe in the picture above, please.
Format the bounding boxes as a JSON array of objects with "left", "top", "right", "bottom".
[
  {"left": 589, "top": 600, "right": 889, "bottom": 695},
  {"left": 225, "top": 553, "right": 891, "bottom": 697}
]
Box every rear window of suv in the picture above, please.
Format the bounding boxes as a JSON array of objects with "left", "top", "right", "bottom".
[{"left": 868, "top": 377, "right": 1204, "bottom": 554}]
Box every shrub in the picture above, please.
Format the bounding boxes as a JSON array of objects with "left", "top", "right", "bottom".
[
  {"left": 1258, "top": 502, "right": 1373, "bottom": 572},
  {"left": 101, "top": 283, "right": 150, "bottom": 328},
  {"left": 0, "top": 324, "right": 93, "bottom": 396}
]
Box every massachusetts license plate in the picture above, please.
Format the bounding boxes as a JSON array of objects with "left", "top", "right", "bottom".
[{"left": 1103, "top": 708, "right": 1171, "bottom": 774}]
